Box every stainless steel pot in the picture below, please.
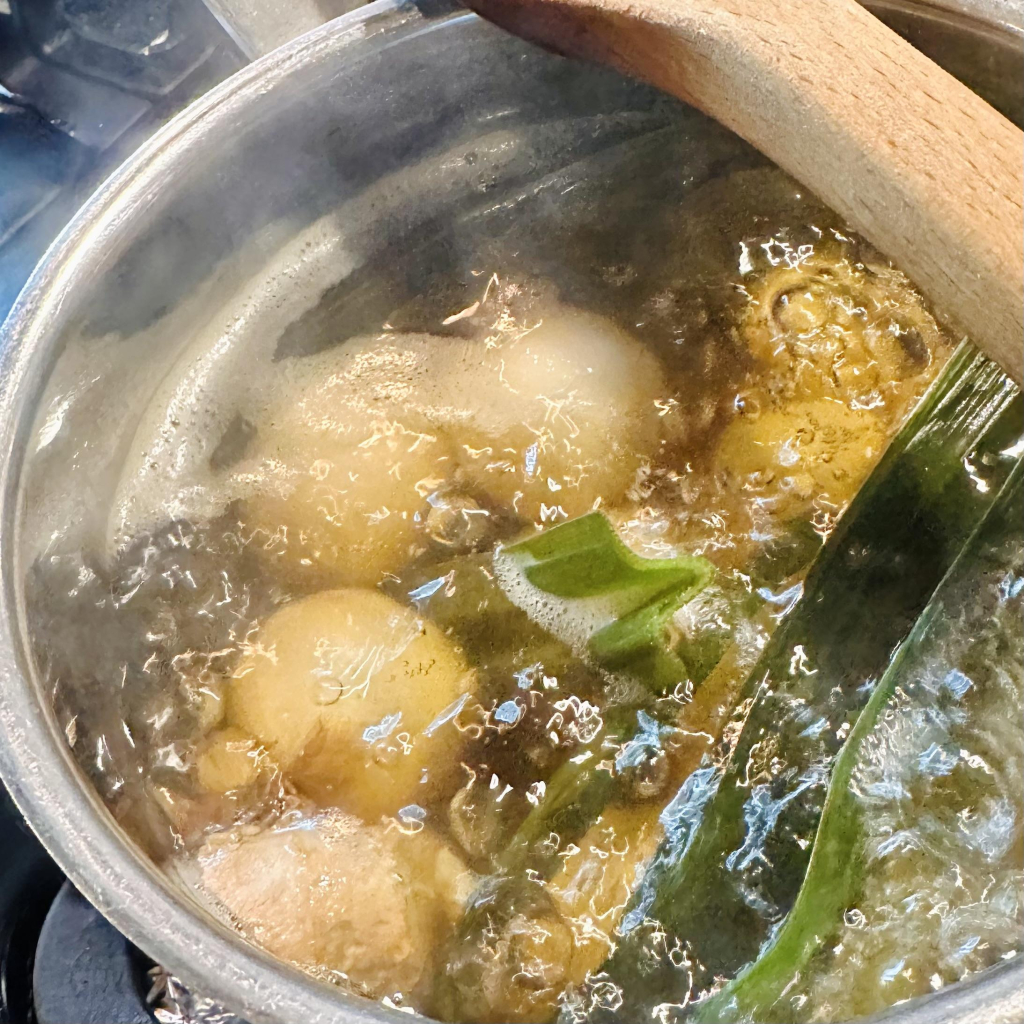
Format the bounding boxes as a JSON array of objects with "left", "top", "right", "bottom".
[{"left": 0, "top": 2, "right": 1021, "bottom": 1022}]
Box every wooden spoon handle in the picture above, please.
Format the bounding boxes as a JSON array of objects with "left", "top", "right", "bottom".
[{"left": 468, "top": 0, "right": 1023, "bottom": 382}]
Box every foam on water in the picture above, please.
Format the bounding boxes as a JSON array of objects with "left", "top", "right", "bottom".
[
  {"left": 492, "top": 542, "right": 627, "bottom": 653},
  {"left": 107, "top": 215, "right": 359, "bottom": 553}
]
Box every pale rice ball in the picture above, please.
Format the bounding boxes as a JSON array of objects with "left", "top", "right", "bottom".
[
  {"left": 451, "top": 310, "right": 668, "bottom": 524},
  {"left": 715, "top": 398, "right": 885, "bottom": 515},
  {"left": 189, "top": 810, "right": 474, "bottom": 1004},
  {"left": 227, "top": 589, "right": 476, "bottom": 820},
  {"left": 740, "top": 254, "right": 943, "bottom": 408},
  {"left": 243, "top": 336, "right": 457, "bottom": 587}
]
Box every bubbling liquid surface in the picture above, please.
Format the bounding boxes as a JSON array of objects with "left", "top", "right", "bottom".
[{"left": 25, "top": 163, "right": 1020, "bottom": 1024}]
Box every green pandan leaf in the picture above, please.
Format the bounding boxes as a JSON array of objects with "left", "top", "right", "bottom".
[
  {"left": 588, "top": 586, "right": 696, "bottom": 692},
  {"left": 588, "top": 343, "right": 1023, "bottom": 1022},
  {"left": 697, "top": 453, "right": 1024, "bottom": 1024},
  {"left": 472, "top": 516, "right": 715, "bottom": 891},
  {"left": 501, "top": 512, "right": 713, "bottom": 609},
  {"left": 496, "top": 512, "right": 714, "bottom": 693}
]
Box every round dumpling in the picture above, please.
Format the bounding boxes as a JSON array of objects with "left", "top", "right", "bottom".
[
  {"left": 188, "top": 811, "right": 474, "bottom": 1004},
  {"left": 740, "top": 252, "right": 944, "bottom": 408},
  {"left": 243, "top": 337, "right": 456, "bottom": 587},
  {"left": 453, "top": 310, "right": 668, "bottom": 524},
  {"left": 248, "top": 424, "right": 450, "bottom": 588},
  {"left": 227, "top": 589, "right": 477, "bottom": 819},
  {"left": 715, "top": 398, "right": 885, "bottom": 515}
]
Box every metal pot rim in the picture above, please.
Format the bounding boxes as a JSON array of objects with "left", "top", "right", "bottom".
[{"left": 0, "top": 2, "right": 1020, "bottom": 1022}]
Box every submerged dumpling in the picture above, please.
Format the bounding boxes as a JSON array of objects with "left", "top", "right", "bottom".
[
  {"left": 453, "top": 310, "right": 668, "bottom": 523},
  {"left": 227, "top": 589, "right": 476, "bottom": 819},
  {"left": 243, "top": 336, "right": 457, "bottom": 586},
  {"left": 195, "top": 726, "right": 271, "bottom": 794},
  {"left": 715, "top": 398, "right": 884, "bottom": 514},
  {"left": 188, "top": 811, "right": 473, "bottom": 1003},
  {"left": 248, "top": 423, "right": 450, "bottom": 587},
  {"left": 740, "top": 252, "right": 943, "bottom": 408}
]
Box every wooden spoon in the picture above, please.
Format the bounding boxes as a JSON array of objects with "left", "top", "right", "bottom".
[{"left": 466, "top": 0, "right": 1023, "bottom": 383}]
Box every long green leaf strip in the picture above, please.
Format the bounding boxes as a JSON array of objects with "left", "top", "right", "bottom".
[
  {"left": 580, "top": 345, "right": 1022, "bottom": 1020},
  {"left": 698, "top": 457, "right": 1024, "bottom": 1023}
]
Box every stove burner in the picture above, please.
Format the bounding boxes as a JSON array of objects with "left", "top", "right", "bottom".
[
  {"left": 0, "top": 785, "right": 151, "bottom": 1023},
  {"left": 33, "top": 885, "right": 152, "bottom": 1024},
  {"left": 0, "top": 788, "right": 63, "bottom": 1024}
]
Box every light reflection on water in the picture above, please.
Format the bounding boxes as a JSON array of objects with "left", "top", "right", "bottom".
[{"left": 22, "top": 149, "right": 1000, "bottom": 1024}]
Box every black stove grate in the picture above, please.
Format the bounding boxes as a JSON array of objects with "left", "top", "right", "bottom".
[
  {"left": 33, "top": 885, "right": 152, "bottom": 1024},
  {"left": 0, "top": 0, "right": 243, "bottom": 322}
]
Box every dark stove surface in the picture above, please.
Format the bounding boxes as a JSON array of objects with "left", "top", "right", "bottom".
[
  {"left": 1, "top": 785, "right": 159, "bottom": 1024},
  {"left": 0, "top": 785, "right": 62, "bottom": 1024},
  {"left": 0, "top": 0, "right": 244, "bottom": 322},
  {"left": 0, "top": 3, "right": 244, "bottom": 1018},
  {"left": 0, "top": 784, "right": 153, "bottom": 1024}
]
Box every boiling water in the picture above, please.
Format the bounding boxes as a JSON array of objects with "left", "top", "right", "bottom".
[
  {"left": 794, "top": 528, "right": 1023, "bottom": 1022},
  {"left": 24, "top": 128, "right": 1020, "bottom": 1024}
]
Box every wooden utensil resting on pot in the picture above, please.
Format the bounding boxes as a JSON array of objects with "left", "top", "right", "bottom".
[{"left": 467, "top": 0, "right": 1024, "bottom": 383}]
